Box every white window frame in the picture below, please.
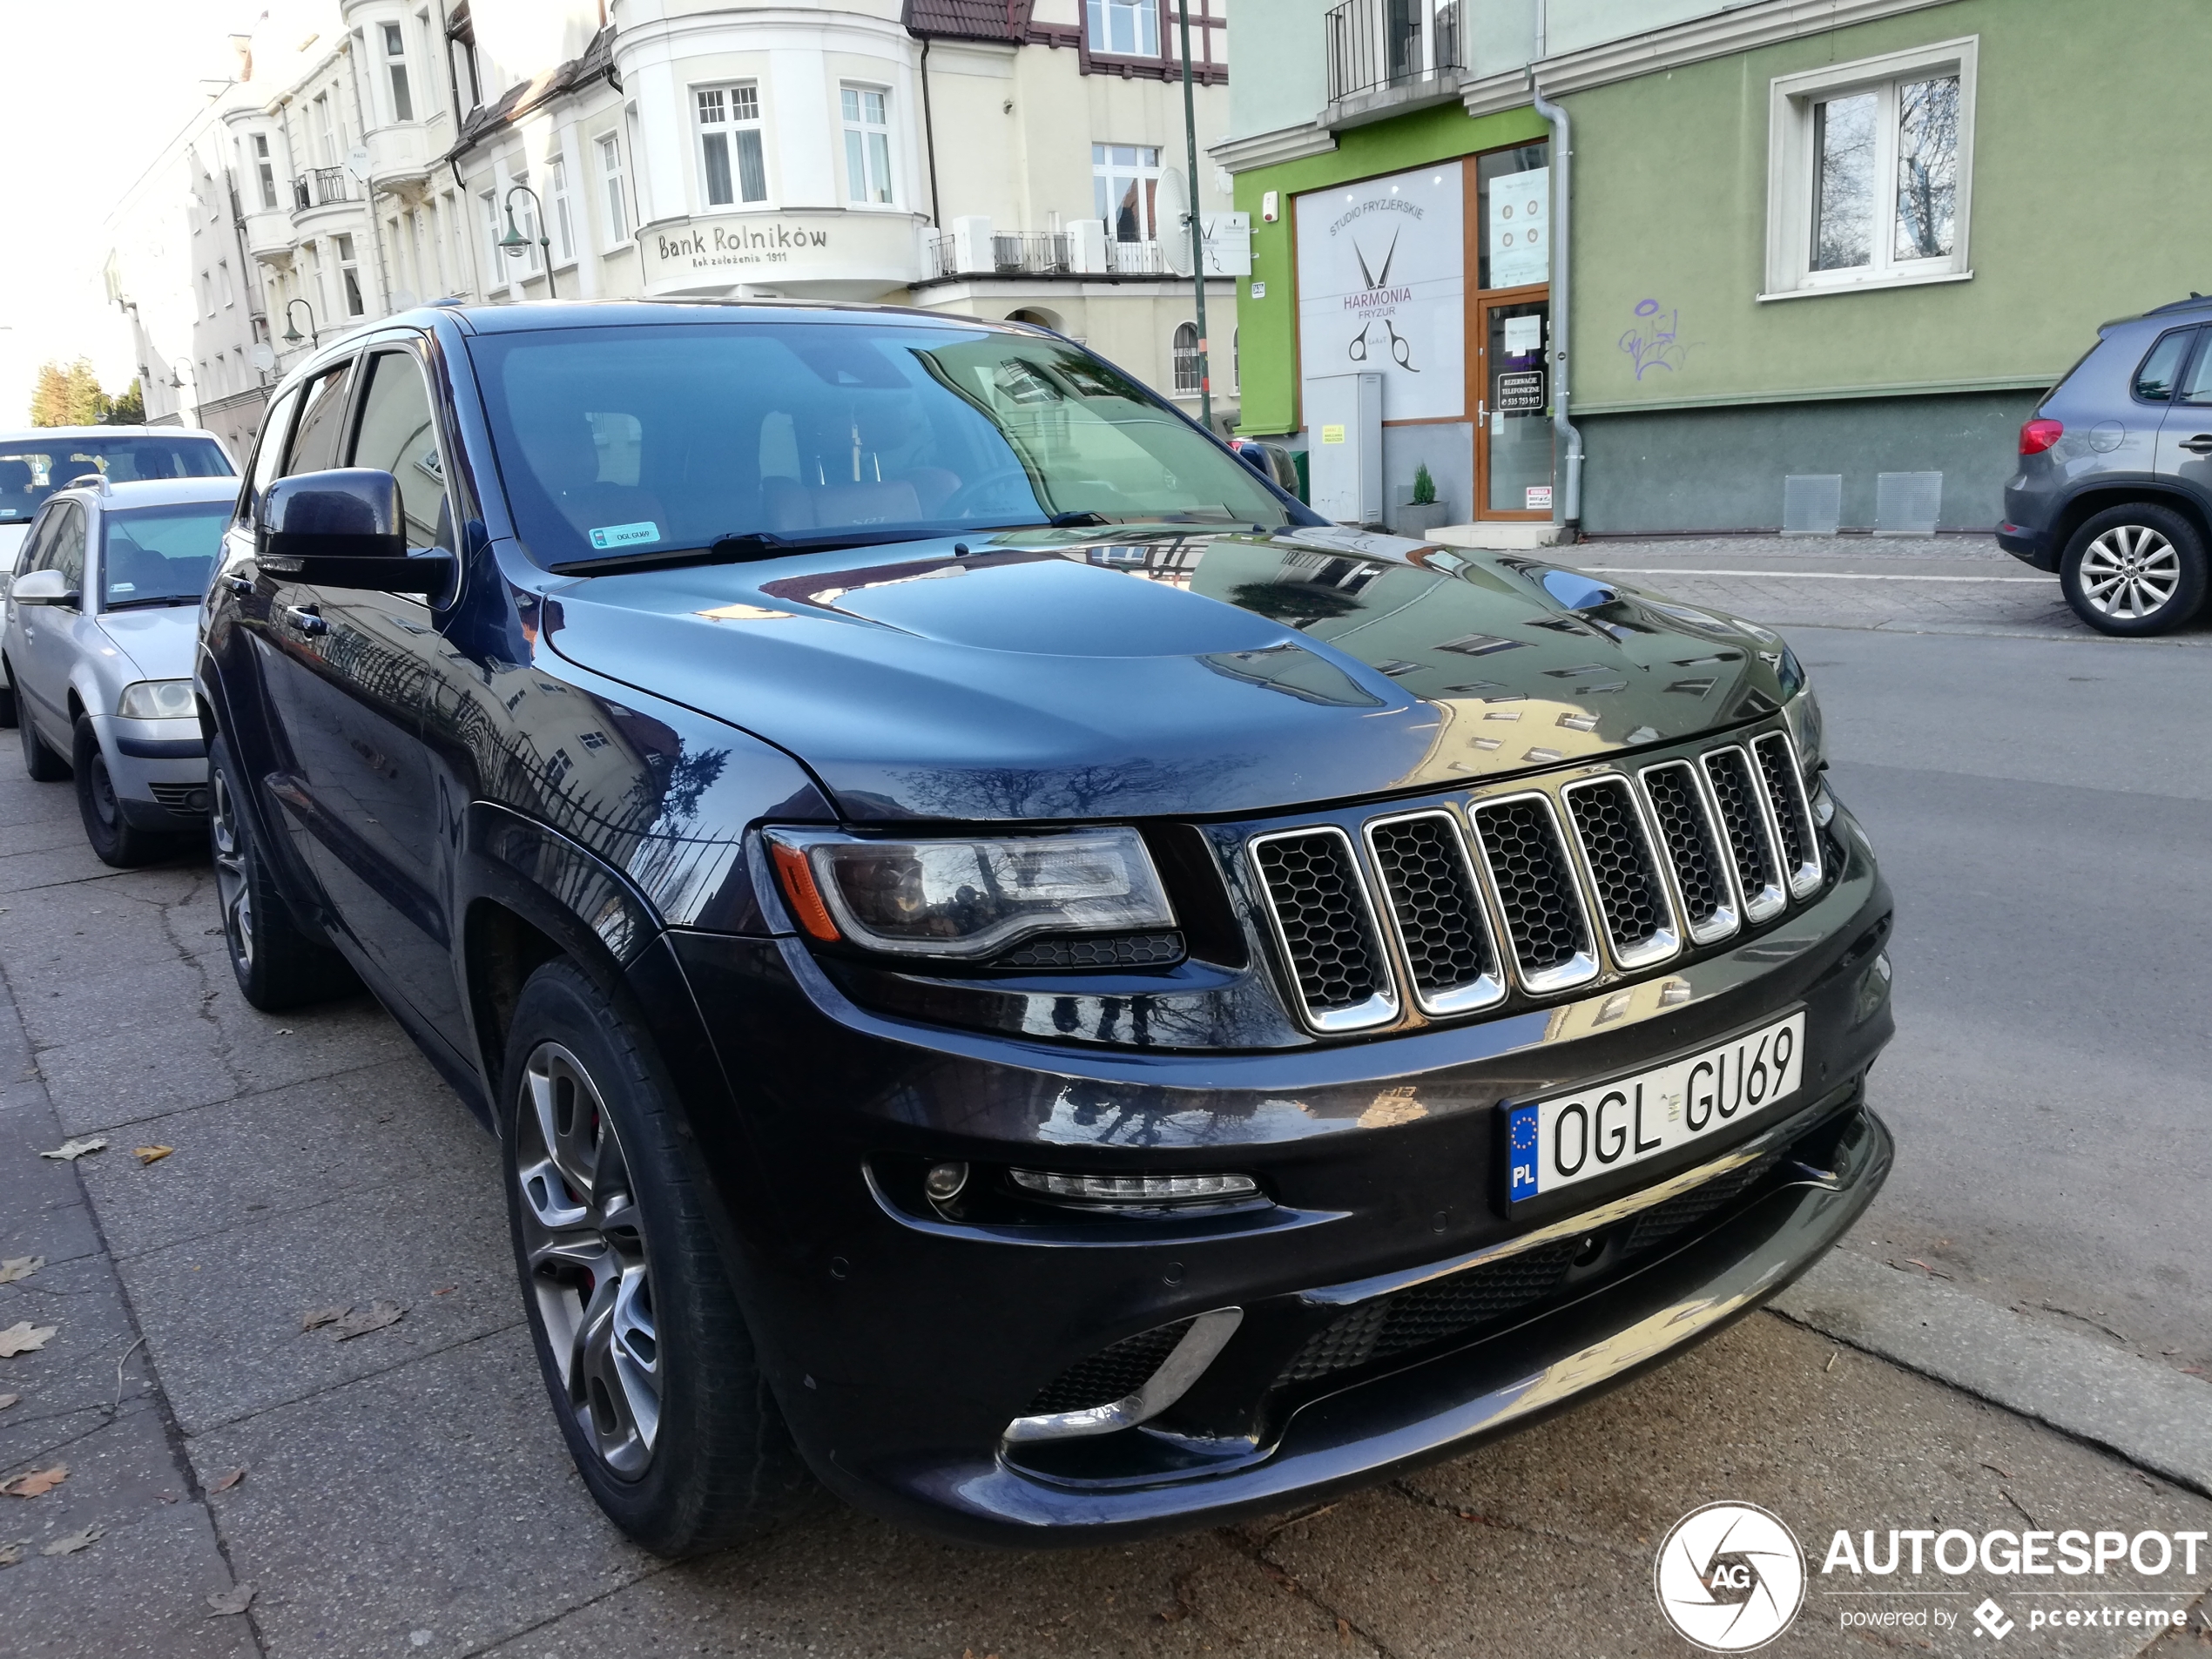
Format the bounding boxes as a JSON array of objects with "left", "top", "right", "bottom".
[
  {"left": 482, "top": 190, "right": 507, "bottom": 293},
  {"left": 334, "top": 233, "right": 367, "bottom": 316},
  {"left": 840, "top": 84, "right": 895, "bottom": 208},
  {"left": 382, "top": 21, "right": 415, "bottom": 124},
  {"left": 1763, "top": 36, "right": 1977, "bottom": 302},
  {"left": 1092, "top": 142, "right": 1163, "bottom": 243},
  {"left": 1087, "top": 0, "right": 1161, "bottom": 58},
  {"left": 694, "top": 82, "right": 769, "bottom": 210},
  {"left": 547, "top": 153, "right": 576, "bottom": 266},
  {"left": 251, "top": 132, "right": 278, "bottom": 210},
  {"left": 1170, "top": 320, "right": 1200, "bottom": 396},
  {"left": 596, "top": 132, "right": 631, "bottom": 247}
]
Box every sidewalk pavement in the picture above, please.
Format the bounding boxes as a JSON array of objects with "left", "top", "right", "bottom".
[{"left": 3, "top": 549, "right": 2209, "bottom": 1655}]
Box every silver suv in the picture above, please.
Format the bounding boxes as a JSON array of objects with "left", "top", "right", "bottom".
[
  {"left": 2, "top": 475, "right": 237, "bottom": 864},
  {"left": 2000, "top": 294, "right": 2212, "bottom": 634}
]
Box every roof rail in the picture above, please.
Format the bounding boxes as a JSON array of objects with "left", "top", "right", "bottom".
[{"left": 63, "top": 471, "right": 108, "bottom": 493}]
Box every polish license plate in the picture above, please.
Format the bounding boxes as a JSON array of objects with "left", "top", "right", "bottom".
[{"left": 1503, "top": 1011, "right": 1805, "bottom": 1206}]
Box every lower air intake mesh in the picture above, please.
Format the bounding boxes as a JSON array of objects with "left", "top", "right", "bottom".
[{"left": 1024, "top": 1318, "right": 1196, "bottom": 1416}]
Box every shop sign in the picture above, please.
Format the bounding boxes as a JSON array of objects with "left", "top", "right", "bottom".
[
  {"left": 1496, "top": 370, "right": 1546, "bottom": 412},
  {"left": 1294, "top": 161, "right": 1465, "bottom": 423},
  {"left": 1488, "top": 167, "right": 1549, "bottom": 287},
  {"left": 640, "top": 211, "right": 919, "bottom": 289}
]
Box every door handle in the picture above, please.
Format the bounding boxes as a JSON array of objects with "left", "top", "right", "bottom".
[
  {"left": 2181, "top": 435, "right": 2212, "bottom": 454},
  {"left": 222, "top": 573, "right": 254, "bottom": 595},
  {"left": 284, "top": 604, "right": 327, "bottom": 637}
]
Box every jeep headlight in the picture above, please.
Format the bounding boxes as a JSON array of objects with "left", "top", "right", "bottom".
[
  {"left": 118, "top": 678, "right": 196, "bottom": 719},
  {"left": 765, "top": 826, "right": 1174, "bottom": 959}
]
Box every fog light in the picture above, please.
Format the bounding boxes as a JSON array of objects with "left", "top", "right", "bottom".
[
  {"left": 1010, "top": 1170, "right": 1258, "bottom": 1204},
  {"left": 924, "top": 1162, "right": 968, "bottom": 1202}
]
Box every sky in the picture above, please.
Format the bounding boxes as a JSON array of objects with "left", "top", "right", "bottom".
[{"left": 0, "top": 2, "right": 258, "bottom": 425}]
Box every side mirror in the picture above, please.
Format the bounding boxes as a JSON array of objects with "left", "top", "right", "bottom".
[
  {"left": 10, "top": 568, "right": 77, "bottom": 607},
  {"left": 256, "top": 469, "right": 454, "bottom": 594}
]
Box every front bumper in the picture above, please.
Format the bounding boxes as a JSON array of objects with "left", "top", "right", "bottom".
[
  {"left": 90, "top": 713, "right": 209, "bottom": 828},
  {"left": 653, "top": 806, "right": 1894, "bottom": 1545}
]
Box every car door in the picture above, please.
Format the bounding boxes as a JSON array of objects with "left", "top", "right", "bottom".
[
  {"left": 266, "top": 342, "right": 471, "bottom": 1044},
  {"left": 2155, "top": 327, "right": 2212, "bottom": 507},
  {"left": 17, "top": 502, "right": 91, "bottom": 751}
]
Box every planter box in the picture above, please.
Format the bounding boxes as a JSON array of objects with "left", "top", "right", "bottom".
[{"left": 1390, "top": 499, "right": 1454, "bottom": 539}]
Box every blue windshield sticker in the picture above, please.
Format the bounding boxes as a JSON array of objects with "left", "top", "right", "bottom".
[{"left": 588, "top": 521, "right": 660, "bottom": 550}]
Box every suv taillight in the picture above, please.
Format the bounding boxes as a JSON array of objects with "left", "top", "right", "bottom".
[{"left": 2019, "top": 418, "right": 2063, "bottom": 455}]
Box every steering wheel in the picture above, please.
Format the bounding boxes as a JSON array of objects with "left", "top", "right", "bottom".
[{"left": 938, "top": 466, "right": 1042, "bottom": 521}]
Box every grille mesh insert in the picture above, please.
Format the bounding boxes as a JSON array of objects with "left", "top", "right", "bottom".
[
  {"left": 1252, "top": 833, "right": 1389, "bottom": 1018},
  {"left": 1024, "top": 1318, "right": 1195, "bottom": 1416},
  {"left": 995, "top": 933, "right": 1184, "bottom": 969},
  {"left": 1368, "top": 816, "right": 1495, "bottom": 1003},
  {"left": 1564, "top": 779, "right": 1670, "bottom": 955},
  {"left": 1471, "top": 798, "right": 1590, "bottom": 979},
  {"left": 1752, "top": 732, "right": 1817, "bottom": 884},
  {"left": 1704, "top": 749, "right": 1781, "bottom": 903},
  {"left": 1641, "top": 763, "right": 1728, "bottom": 932}
]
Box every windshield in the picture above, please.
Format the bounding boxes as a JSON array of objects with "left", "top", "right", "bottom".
[
  {"left": 0, "top": 435, "right": 232, "bottom": 526},
  {"left": 471, "top": 320, "right": 1296, "bottom": 569},
  {"left": 99, "top": 502, "right": 229, "bottom": 609}
]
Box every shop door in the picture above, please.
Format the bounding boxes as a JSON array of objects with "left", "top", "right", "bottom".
[{"left": 1474, "top": 293, "right": 1554, "bottom": 519}]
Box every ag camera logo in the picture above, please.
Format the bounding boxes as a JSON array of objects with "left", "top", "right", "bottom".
[{"left": 1655, "top": 1502, "right": 1807, "bottom": 1651}]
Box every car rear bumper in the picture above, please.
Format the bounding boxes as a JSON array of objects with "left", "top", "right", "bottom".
[
  {"left": 1996, "top": 522, "right": 2057, "bottom": 568},
  {"left": 651, "top": 806, "right": 1896, "bottom": 1544}
]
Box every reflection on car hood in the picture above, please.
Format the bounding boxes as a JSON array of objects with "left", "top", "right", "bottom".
[
  {"left": 541, "top": 525, "right": 1792, "bottom": 821},
  {"left": 96, "top": 604, "right": 200, "bottom": 685}
]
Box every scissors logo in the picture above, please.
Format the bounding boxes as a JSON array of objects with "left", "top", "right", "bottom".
[{"left": 1345, "top": 230, "right": 1418, "bottom": 372}]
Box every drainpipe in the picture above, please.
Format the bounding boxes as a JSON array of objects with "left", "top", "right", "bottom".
[
  {"left": 1528, "top": 70, "right": 1582, "bottom": 529},
  {"left": 920, "top": 36, "right": 941, "bottom": 226}
]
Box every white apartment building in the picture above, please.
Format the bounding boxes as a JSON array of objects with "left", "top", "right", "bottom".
[{"left": 116, "top": 0, "right": 1241, "bottom": 459}]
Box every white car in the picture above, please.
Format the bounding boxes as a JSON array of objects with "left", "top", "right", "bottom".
[{"left": 2, "top": 474, "right": 238, "bottom": 865}]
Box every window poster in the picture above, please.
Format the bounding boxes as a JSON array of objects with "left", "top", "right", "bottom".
[
  {"left": 1294, "top": 162, "right": 1465, "bottom": 423},
  {"left": 1487, "top": 167, "right": 1549, "bottom": 288}
]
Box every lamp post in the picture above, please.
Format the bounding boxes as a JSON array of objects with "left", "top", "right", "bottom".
[
  {"left": 281, "top": 298, "right": 319, "bottom": 347},
  {"left": 498, "top": 184, "right": 556, "bottom": 298},
  {"left": 1177, "top": 1, "right": 1211, "bottom": 432}
]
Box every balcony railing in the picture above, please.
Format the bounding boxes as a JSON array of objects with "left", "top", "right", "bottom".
[
  {"left": 927, "top": 231, "right": 1167, "bottom": 280},
  {"left": 1325, "top": 0, "right": 1463, "bottom": 105},
  {"left": 292, "top": 166, "right": 353, "bottom": 211}
]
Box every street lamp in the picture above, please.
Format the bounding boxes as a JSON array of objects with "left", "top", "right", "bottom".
[
  {"left": 282, "top": 298, "right": 319, "bottom": 347},
  {"left": 498, "top": 184, "right": 556, "bottom": 298}
]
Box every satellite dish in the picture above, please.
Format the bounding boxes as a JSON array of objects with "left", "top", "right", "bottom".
[
  {"left": 1157, "top": 167, "right": 1193, "bottom": 275},
  {"left": 345, "top": 145, "right": 370, "bottom": 182}
]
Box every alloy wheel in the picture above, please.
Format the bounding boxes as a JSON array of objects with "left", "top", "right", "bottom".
[
  {"left": 513, "top": 1042, "right": 662, "bottom": 1480},
  {"left": 2077, "top": 524, "right": 2182, "bottom": 619},
  {"left": 209, "top": 765, "right": 254, "bottom": 973}
]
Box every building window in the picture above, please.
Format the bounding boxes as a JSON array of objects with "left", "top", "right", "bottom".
[
  {"left": 548, "top": 154, "right": 576, "bottom": 265},
  {"left": 1092, "top": 144, "right": 1162, "bottom": 243},
  {"left": 597, "top": 132, "right": 630, "bottom": 245},
  {"left": 508, "top": 175, "right": 544, "bottom": 273},
  {"left": 1088, "top": 0, "right": 1159, "bottom": 57},
  {"left": 696, "top": 84, "right": 766, "bottom": 208},
  {"left": 450, "top": 26, "right": 482, "bottom": 112},
  {"left": 334, "top": 233, "right": 365, "bottom": 315},
  {"left": 218, "top": 261, "right": 234, "bottom": 308},
  {"left": 199, "top": 270, "right": 214, "bottom": 317},
  {"left": 251, "top": 133, "right": 278, "bottom": 210},
  {"left": 482, "top": 192, "right": 504, "bottom": 288},
  {"left": 383, "top": 23, "right": 415, "bottom": 122},
  {"left": 1764, "top": 37, "right": 1976, "bottom": 300},
  {"left": 313, "top": 92, "right": 337, "bottom": 166},
  {"left": 840, "top": 85, "right": 894, "bottom": 206},
  {"left": 1171, "top": 321, "right": 1200, "bottom": 395}
]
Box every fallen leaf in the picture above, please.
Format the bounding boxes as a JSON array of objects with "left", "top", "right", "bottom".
[
  {"left": 206, "top": 1582, "right": 257, "bottom": 1615},
  {"left": 0, "top": 1539, "right": 24, "bottom": 1567},
  {"left": 333, "top": 1299, "right": 405, "bottom": 1340},
  {"left": 0, "top": 1464, "right": 66, "bottom": 1498},
  {"left": 0, "top": 1394, "right": 17, "bottom": 1411},
  {"left": 274, "top": 1028, "right": 293, "bottom": 1035},
  {"left": 133, "top": 1146, "right": 175, "bottom": 1165},
  {"left": 300, "top": 1305, "right": 348, "bottom": 1332},
  {"left": 0, "top": 1258, "right": 42, "bottom": 1285},
  {"left": 38, "top": 1136, "right": 107, "bottom": 1162},
  {"left": 208, "top": 1467, "right": 246, "bottom": 1494},
  {"left": 0, "top": 1322, "right": 57, "bottom": 1358},
  {"left": 40, "top": 1523, "right": 104, "bottom": 1556},
  {"left": 431, "top": 1285, "right": 456, "bottom": 1296}
]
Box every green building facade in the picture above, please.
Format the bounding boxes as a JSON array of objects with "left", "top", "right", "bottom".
[{"left": 1213, "top": 0, "right": 2212, "bottom": 536}]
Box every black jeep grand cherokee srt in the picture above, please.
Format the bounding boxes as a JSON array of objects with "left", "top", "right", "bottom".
[{"left": 197, "top": 301, "right": 1893, "bottom": 1553}]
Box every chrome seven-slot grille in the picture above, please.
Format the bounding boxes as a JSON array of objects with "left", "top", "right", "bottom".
[{"left": 1249, "top": 729, "right": 1822, "bottom": 1033}]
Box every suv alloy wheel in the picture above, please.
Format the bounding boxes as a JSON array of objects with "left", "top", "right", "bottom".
[
  {"left": 2059, "top": 502, "right": 2209, "bottom": 635},
  {"left": 207, "top": 734, "right": 360, "bottom": 1009},
  {"left": 499, "top": 961, "right": 813, "bottom": 1556}
]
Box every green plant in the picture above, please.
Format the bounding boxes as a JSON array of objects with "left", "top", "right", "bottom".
[{"left": 1411, "top": 462, "right": 1436, "bottom": 505}]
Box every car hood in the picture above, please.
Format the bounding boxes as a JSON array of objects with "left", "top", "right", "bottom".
[
  {"left": 96, "top": 605, "right": 200, "bottom": 683},
  {"left": 541, "top": 526, "right": 1793, "bottom": 822}
]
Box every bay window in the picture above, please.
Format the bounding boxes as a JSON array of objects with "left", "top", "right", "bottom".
[{"left": 696, "top": 84, "right": 767, "bottom": 209}]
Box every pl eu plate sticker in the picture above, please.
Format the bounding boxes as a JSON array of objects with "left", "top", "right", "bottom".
[
  {"left": 588, "top": 521, "right": 660, "bottom": 550},
  {"left": 1506, "top": 1103, "right": 1540, "bottom": 1203}
]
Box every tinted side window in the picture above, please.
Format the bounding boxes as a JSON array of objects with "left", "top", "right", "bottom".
[
  {"left": 2134, "top": 328, "right": 2196, "bottom": 401},
  {"left": 283, "top": 361, "right": 356, "bottom": 475},
  {"left": 14, "top": 506, "right": 59, "bottom": 576},
  {"left": 2177, "top": 334, "right": 2212, "bottom": 406},
  {"left": 50, "top": 506, "right": 87, "bottom": 593},
  {"left": 240, "top": 386, "right": 304, "bottom": 521},
  {"left": 348, "top": 351, "right": 455, "bottom": 551}
]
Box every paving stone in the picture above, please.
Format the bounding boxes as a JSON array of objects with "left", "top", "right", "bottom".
[{"left": 0, "top": 1500, "right": 259, "bottom": 1659}]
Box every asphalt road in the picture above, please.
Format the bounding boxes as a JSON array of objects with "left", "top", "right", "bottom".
[{"left": 2, "top": 532, "right": 2209, "bottom": 1658}]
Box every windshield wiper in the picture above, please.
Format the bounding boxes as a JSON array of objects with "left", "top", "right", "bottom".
[
  {"left": 103, "top": 595, "right": 199, "bottom": 611},
  {"left": 549, "top": 528, "right": 907, "bottom": 577}
]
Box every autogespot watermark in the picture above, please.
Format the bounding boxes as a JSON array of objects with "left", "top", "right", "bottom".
[{"left": 1655, "top": 1507, "right": 2209, "bottom": 1648}]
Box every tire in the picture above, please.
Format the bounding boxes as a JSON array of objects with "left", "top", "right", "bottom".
[
  {"left": 2060, "top": 502, "right": 2209, "bottom": 636},
  {"left": 73, "top": 717, "right": 176, "bottom": 868},
  {"left": 17, "top": 690, "right": 68, "bottom": 782},
  {"left": 501, "top": 959, "right": 813, "bottom": 1557},
  {"left": 208, "top": 733, "right": 360, "bottom": 1010}
]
